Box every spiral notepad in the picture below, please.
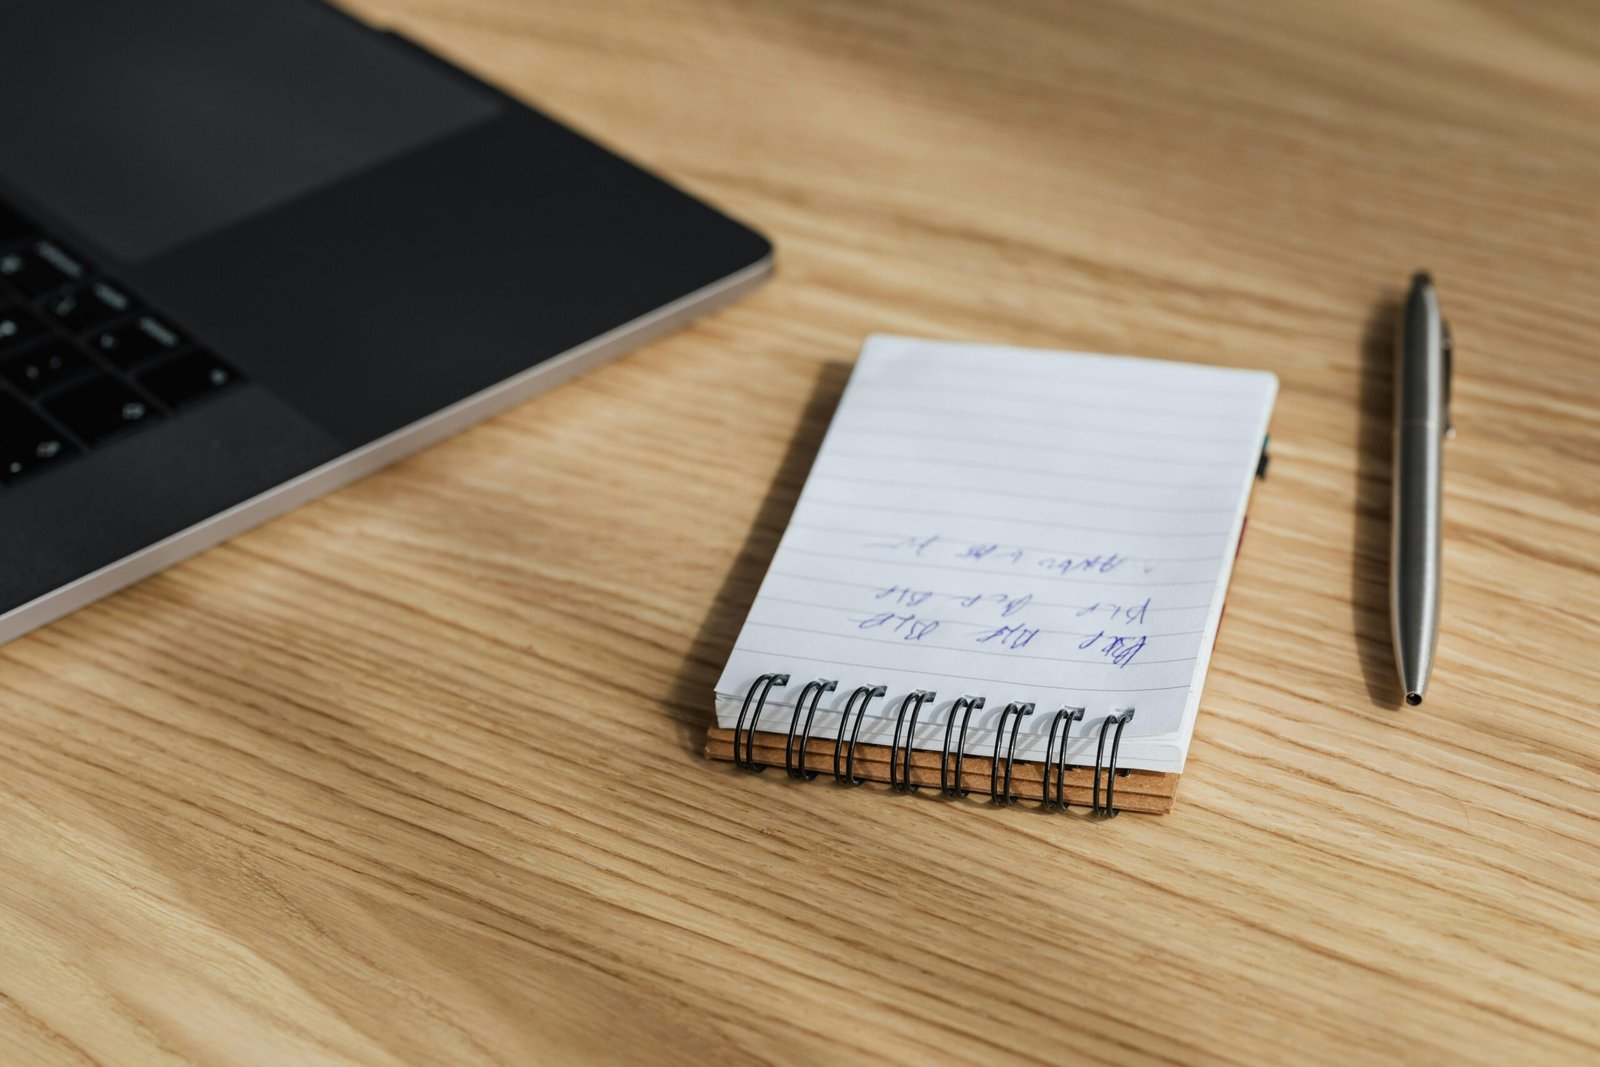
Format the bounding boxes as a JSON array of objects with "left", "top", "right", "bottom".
[{"left": 707, "top": 335, "right": 1277, "bottom": 815}]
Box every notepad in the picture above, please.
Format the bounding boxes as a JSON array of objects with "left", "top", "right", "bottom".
[{"left": 707, "top": 336, "right": 1277, "bottom": 814}]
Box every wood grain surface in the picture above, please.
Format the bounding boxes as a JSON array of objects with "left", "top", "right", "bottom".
[{"left": 4, "top": 0, "right": 1599, "bottom": 1063}]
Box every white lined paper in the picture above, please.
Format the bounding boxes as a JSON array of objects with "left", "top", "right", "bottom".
[{"left": 713, "top": 336, "right": 1277, "bottom": 773}]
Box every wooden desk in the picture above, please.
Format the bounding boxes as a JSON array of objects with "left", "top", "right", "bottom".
[{"left": 3, "top": 1, "right": 1597, "bottom": 1063}]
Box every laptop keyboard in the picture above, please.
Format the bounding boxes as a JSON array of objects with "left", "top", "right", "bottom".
[{"left": 0, "top": 198, "right": 243, "bottom": 485}]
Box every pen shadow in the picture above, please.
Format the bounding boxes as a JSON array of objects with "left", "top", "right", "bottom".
[
  {"left": 665, "top": 360, "right": 854, "bottom": 757},
  {"left": 1353, "top": 293, "right": 1403, "bottom": 710}
]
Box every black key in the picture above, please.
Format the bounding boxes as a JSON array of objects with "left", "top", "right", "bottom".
[
  {"left": 91, "top": 315, "right": 184, "bottom": 370},
  {"left": 137, "top": 350, "right": 242, "bottom": 409},
  {"left": 44, "top": 281, "right": 136, "bottom": 335},
  {"left": 0, "top": 394, "right": 76, "bottom": 483},
  {"left": 0, "top": 304, "right": 49, "bottom": 356},
  {"left": 2, "top": 340, "right": 93, "bottom": 396},
  {"left": 0, "top": 204, "right": 34, "bottom": 246},
  {"left": 42, "top": 375, "right": 162, "bottom": 444},
  {"left": 0, "top": 240, "right": 86, "bottom": 298}
]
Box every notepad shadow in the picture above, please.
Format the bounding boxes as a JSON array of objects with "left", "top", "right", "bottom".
[
  {"left": 665, "top": 361, "right": 854, "bottom": 757},
  {"left": 1354, "top": 295, "right": 1403, "bottom": 710}
]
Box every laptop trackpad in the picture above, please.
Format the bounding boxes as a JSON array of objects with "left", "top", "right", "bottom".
[{"left": 0, "top": 0, "right": 501, "bottom": 263}]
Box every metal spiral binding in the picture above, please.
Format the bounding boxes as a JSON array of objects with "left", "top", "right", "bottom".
[
  {"left": 784, "top": 679, "right": 838, "bottom": 780},
  {"left": 989, "top": 702, "right": 1035, "bottom": 804},
  {"left": 736, "top": 675, "right": 1140, "bottom": 818},
  {"left": 940, "top": 696, "right": 984, "bottom": 796},
  {"left": 888, "top": 690, "right": 937, "bottom": 792},
  {"left": 1092, "top": 709, "right": 1136, "bottom": 816},
  {"left": 833, "top": 684, "right": 886, "bottom": 785},
  {"left": 733, "top": 673, "right": 790, "bottom": 771},
  {"left": 1043, "top": 706, "right": 1086, "bottom": 810}
]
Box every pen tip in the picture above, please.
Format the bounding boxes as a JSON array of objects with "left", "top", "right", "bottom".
[
  {"left": 1405, "top": 691, "right": 1423, "bottom": 706},
  {"left": 1411, "top": 270, "right": 1433, "bottom": 289}
]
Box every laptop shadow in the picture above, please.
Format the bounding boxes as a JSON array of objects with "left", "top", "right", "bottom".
[{"left": 664, "top": 360, "right": 854, "bottom": 756}]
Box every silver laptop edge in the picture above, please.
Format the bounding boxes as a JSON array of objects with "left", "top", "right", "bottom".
[{"left": 0, "top": 254, "right": 772, "bottom": 644}]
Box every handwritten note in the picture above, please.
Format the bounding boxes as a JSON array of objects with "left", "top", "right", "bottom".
[{"left": 714, "top": 336, "right": 1277, "bottom": 773}]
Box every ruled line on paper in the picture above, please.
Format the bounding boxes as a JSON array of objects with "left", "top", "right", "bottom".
[
  {"left": 801, "top": 473, "right": 1240, "bottom": 512},
  {"left": 723, "top": 646, "right": 1196, "bottom": 694},
  {"left": 816, "top": 451, "right": 1245, "bottom": 491},
  {"left": 846, "top": 380, "right": 1266, "bottom": 420},
  {"left": 827, "top": 426, "right": 1246, "bottom": 466},
  {"left": 822, "top": 405, "right": 1258, "bottom": 443},
  {"left": 743, "top": 614, "right": 1204, "bottom": 659},
  {"left": 739, "top": 621, "right": 1198, "bottom": 667},
  {"left": 795, "top": 499, "right": 1234, "bottom": 538},
  {"left": 774, "top": 546, "right": 1222, "bottom": 587},
  {"left": 851, "top": 357, "right": 1271, "bottom": 400},
  {"left": 754, "top": 595, "right": 1208, "bottom": 639},
  {"left": 780, "top": 525, "right": 1228, "bottom": 564},
  {"left": 763, "top": 570, "right": 1218, "bottom": 613}
]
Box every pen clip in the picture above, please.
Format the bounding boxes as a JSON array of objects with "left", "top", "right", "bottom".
[{"left": 1442, "top": 318, "right": 1455, "bottom": 439}]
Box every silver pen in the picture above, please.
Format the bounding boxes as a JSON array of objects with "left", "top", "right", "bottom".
[{"left": 1392, "top": 272, "right": 1451, "bottom": 706}]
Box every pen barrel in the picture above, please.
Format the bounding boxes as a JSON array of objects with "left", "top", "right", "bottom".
[
  {"left": 1398, "top": 280, "right": 1449, "bottom": 426},
  {"left": 1391, "top": 422, "right": 1443, "bottom": 698}
]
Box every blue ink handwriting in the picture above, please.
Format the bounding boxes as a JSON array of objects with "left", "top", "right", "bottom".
[
  {"left": 869, "top": 533, "right": 941, "bottom": 556},
  {"left": 1038, "top": 552, "right": 1125, "bottom": 576},
  {"left": 875, "top": 585, "right": 934, "bottom": 608},
  {"left": 975, "top": 623, "right": 1041, "bottom": 650},
  {"left": 1076, "top": 630, "right": 1149, "bottom": 667},
  {"left": 956, "top": 592, "right": 1034, "bottom": 617},
  {"left": 868, "top": 532, "right": 1142, "bottom": 579},
  {"left": 1074, "top": 597, "right": 1151, "bottom": 626},
  {"left": 854, "top": 611, "right": 940, "bottom": 641}
]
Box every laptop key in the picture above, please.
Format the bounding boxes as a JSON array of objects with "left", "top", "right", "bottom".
[
  {"left": 42, "top": 375, "right": 162, "bottom": 444},
  {"left": 0, "top": 240, "right": 86, "bottom": 298},
  {"left": 44, "top": 281, "right": 136, "bottom": 335},
  {"left": 0, "top": 394, "right": 76, "bottom": 484},
  {"left": 0, "top": 304, "right": 49, "bottom": 356},
  {"left": 2, "top": 340, "right": 93, "bottom": 396},
  {"left": 92, "top": 315, "right": 184, "bottom": 370},
  {"left": 137, "top": 350, "right": 242, "bottom": 409}
]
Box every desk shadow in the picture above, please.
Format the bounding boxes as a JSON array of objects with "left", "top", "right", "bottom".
[
  {"left": 665, "top": 361, "right": 854, "bottom": 755},
  {"left": 1354, "top": 294, "right": 1403, "bottom": 710}
]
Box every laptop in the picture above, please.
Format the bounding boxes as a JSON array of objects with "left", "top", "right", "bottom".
[{"left": 0, "top": 0, "right": 772, "bottom": 644}]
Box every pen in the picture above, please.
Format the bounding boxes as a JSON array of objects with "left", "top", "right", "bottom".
[{"left": 1392, "top": 271, "right": 1451, "bottom": 706}]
